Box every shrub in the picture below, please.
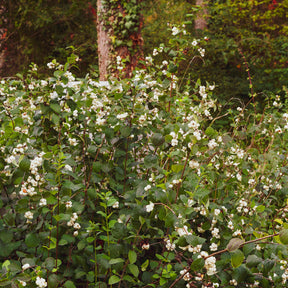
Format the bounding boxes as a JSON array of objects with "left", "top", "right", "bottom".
[{"left": 1, "top": 28, "right": 288, "bottom": 288}]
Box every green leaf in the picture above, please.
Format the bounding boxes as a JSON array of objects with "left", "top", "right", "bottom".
[
  {"left": 48, "top": 273, "right": 60, "bottom": 288},
  {"left": 231, "top": 249, "right": 244, "bottom": 268},
  {"left": 58, "top": 239, "right": 68, "bottom": 246},
  {"left": 125, "top": 21, "right": 134, "bottom": 29},
  {"left": 15, "top": 272, "right": 31, "bottom": 282},
  {"left": 0, "top": 231, "right": 13, "bottom": 244},
  {"left": 185, "top": 234, "right": 206, "bottom": 246},
  {"left": 128, "top": 264, "right": 139, "bottom": 278},
  {"left": 51, "top": 113, "right": 60, "bottom": 125},
  {"left": 123, "top": 275, "right": 134, "bottom": 283},
  {"left": 120, "top": 126, "right": 131, "bottom": 137},
  {"left": 3, "top": 213, "right": 16, "bottom": 227},
  {"left": 93, "top": 161, "right": 102, "bottom": 172},
  {"left": 255, "top": 205, "right": 265, "bottom": 212},
  {"left": 2, "top": 260, "right": 10, "bottom": 271},
  {"left": 232, "top": 265, "right": 251, "bottom": 283},
  {"left": 193, "top": 188, "right": 210, "bottom": 200},
  {"left": 205, "top": 127, "right": 216, "bottom": 136},
  {"left": 171, "top": 164, "right": 183, "bottom": 173},
  {"left": 111, "top": 223, "right": 128, "bottom": 239},
  {"left": 279, "top": 229, "right": 288, "bottom": 244},
  {"left": 128, "top": 250, "right": 137, "bottom": 264},
  {"left": 0, "top": 279, "right": 11, "bottom": 287},
  {"left": 50, "top": 103, "right": 61, "bottom": 114},
  {"left": 262, "top": 259, "right": 275, "bottom": 276},
  {"left": 226, "top": 238, "right": 244, "bottom": 252},
  {"left": 64, "top": 280, "right": 76, "bottom": 288},
  {"left": 144, "top": 155, "right": 158, "bottom": 168},
  {"left": 0, "top": 242, "right": 21, "bottom": 257},
  {"left": 168, "top": 63, "right": 177, "bottom": 73},
  {"left": 19, "top": 157, "right": 31, "bottom": 172},
  {"left": 87, "top": 145, "right": 97, "bottom": 154},
  {"left": 190, "top": 258, "right": 204, "bottom": 272},
  {"left": 25, "top": 233, "right": 40, "bottom": 248},
  {"left": 141, "top": 259, "right": 149, "bottom": 271},
  {"left": 109, "top": 258, "right": 125, "bottom": 265},
  {"left": 151, "top": 133, "right": 165, "bottom": 146},
  {"left": 260, "top": 278, "right": 270, "bottom": 288},
  {"left": 62, "top": 181, "right": 84, "bottom": 192},
  {"left": 54, "top": 82, "right": 64, "bottom": 93},
  {"left": 108, "top": 275, "right": 121, "bottom": 285},
  {"left": 94, "top": 283, "right": 107, "bottom": 288},
  {"left": 43, "top": 257, "right": 57, "bottom": 271},
  {"left": 246, "top": 255, "right": 262, "bottom": 268},
  {"left": 107, "top": 198, "right": 117, "bottom": 207}
]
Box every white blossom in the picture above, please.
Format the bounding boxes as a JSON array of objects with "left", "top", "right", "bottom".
[
  {"left": 204, "top": 256, "right": 217, "bottom": 275},
  {"left": 189, "top": 160, "right": 199, "bottom": 169},
  {"left": 146, "top": 202, "right": 154, "bottom": 212},
  {"left": 214, "top": 209, "right": 221, "bottom": 216},
  {"left": 209, "top": 243, "right": 218, "bottom": 251},
  {"left": 165, "top": 239, "right": 176, "bottom": 251},
  {"left": 35, "top": 276, "right": 47, "bottom": 288},
  {"left": 116, "top": 112, "right": 128, "bottom": 120},
  {"left": 144, "top": 185, "right": 152, "bottom": 191},
  {"left": 39, "top": 198, "right": 47, "bottom": 207},
  {"left": 22, "top": 263, "right": 31, "bottom": 270},
  {"left": 208, "top": 139, "right": 218, "bottom": 150},
  {"left": 142, "top": 243, "right": 150, "bottom": 250},
  {"left": 24, "top": 211, "right": 33, "bottom": 220},
  {"left": 112, "top": 201, "right": 119, "bottom": 209},
  {"left": 172, "top": 26, "right": 180, "bottom": 36},
  {"left": 73, "top": 223, "right": 81, "bottom": 230},
  {"left": 192, "top": 39, "right": 198, "bottom": 46},
  {"left": 64, "top": 164, "right": 72, "bottom": 172},
  {"left": 65, "top": 201, "right": 72, "bottom": 208}
]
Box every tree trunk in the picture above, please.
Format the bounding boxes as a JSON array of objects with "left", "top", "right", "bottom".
[
  {"left": 0, "top": 6, "right": 7, "bottom": 73},
  {"left": 97, "top": 0, "right": 111, "bottom": 81},
  {"left": 96, "top": 0, "right": 143, "bottom": 80},
  {"left": 114, "top": 2, "right": 144, "bottom": 79},
  {"left": 195, "top": 0, "right": 208, "bottom": 31}
]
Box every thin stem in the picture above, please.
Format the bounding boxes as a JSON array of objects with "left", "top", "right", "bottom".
[
  {"left": 154, "top": 202, "right": 176, "bottom": 215},
  {"left": 168, "top": 73, "right": 174, "bottom": 112},
  {"left": 168, "top": 268, "right": 188, "bottom": 288},
  {"left": 123, "top": 139, "right": 129, "bottom": 193},
  {"left": 73, "top": 137, "right": 105, "bottom": 200},
  {"left": 238, "top": 47, "right": 256, "bottom": 114},
  {"left": 205, "top": 232, "right": 280, "bottom": 260},
  {"left": 94, "top": 234, "right": 98, "bottom": 284},
  {"left": 175, "top": 151, "right": 190, "bottom": 202},
  {"left": 169, "top": 233, "right": 280, "bottom": 288}
]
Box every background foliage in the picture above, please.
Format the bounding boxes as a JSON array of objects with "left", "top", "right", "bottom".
[
  {"left": 1, "top": 0, "right": 287, "bottom": 102},
  {"left": 1, "top": 0, "right": 98, "bottom": 76}
]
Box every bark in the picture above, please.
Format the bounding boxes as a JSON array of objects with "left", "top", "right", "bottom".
[
  {"left": 97, "top": 0, "right": 111, "bottom": 81},
  {"left": 96, "top": 0, "right": 143, "bottom": 80},
  {"left": 195, "top": 0, "right": 208, "bottom": 31},
  {"left": 0, "top": 6, "right": 7, "bottom": 73},
  {"left": 114, "top": 1, "right": 144, "bottom": 79}
]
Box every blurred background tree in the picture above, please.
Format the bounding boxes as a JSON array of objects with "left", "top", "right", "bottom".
[{"left": 0, "top": 0, "right": 98, "bottom": 76}]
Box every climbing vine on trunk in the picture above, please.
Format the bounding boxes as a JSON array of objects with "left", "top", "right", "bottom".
[{"left": 97, "top": 0, "right": 144, "bottom": 80}]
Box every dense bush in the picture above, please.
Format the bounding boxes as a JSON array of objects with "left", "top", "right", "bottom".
[{"left": 1, "top": 28, "right": 288, "bottom": 288}]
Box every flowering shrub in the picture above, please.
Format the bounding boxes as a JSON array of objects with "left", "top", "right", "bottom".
[{"left": 1, "top": 28, "right": 288, "bottom": 288}]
